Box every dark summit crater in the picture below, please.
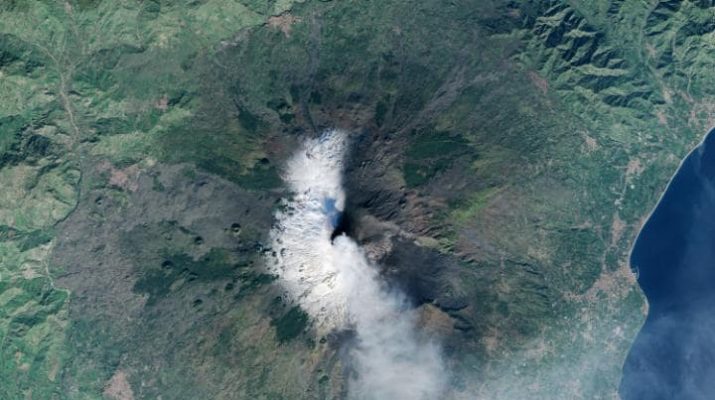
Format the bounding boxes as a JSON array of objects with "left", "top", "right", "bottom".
[{"left": 330, "top": 208, "right": 354, "bottom": 242}]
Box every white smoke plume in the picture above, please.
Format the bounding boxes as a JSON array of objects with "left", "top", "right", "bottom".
[{"left": 267, "top": 130, "right": 447, "bottom": 400}]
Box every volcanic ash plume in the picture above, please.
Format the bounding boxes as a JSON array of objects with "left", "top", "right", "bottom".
[{"left": 267, "top": 130, "right": 446, "bottom": 400}]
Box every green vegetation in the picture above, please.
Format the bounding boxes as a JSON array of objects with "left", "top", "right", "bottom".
[
  {"left": 403, "top": 129, "right": 473, "bottom": 187},
  {"left": 450, "top": 187, "right": 501, "bottom": 224},
  {"left": 272, "top": 306, "right": 309, "bottom": 343}
]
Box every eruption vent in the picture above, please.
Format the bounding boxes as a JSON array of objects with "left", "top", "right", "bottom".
[{"left": 267, "top": 130, "right": 446, "bottom": 400}]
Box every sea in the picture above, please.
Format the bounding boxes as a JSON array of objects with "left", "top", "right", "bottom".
[{"left": 620, "top": 128, "right": 715, "bottom": 399}]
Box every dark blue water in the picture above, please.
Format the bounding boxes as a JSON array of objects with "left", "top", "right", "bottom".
[{"left": 620, "top": 128, "right": 715, "bottom": 400}]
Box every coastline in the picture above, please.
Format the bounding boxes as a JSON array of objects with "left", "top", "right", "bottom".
[{"left": 626, "top": 125, "right": 715, "bottom": 272}]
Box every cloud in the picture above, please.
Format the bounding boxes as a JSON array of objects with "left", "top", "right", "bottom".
[{"left": 267, "top": 130, "right": 447, "bottom": 400}]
